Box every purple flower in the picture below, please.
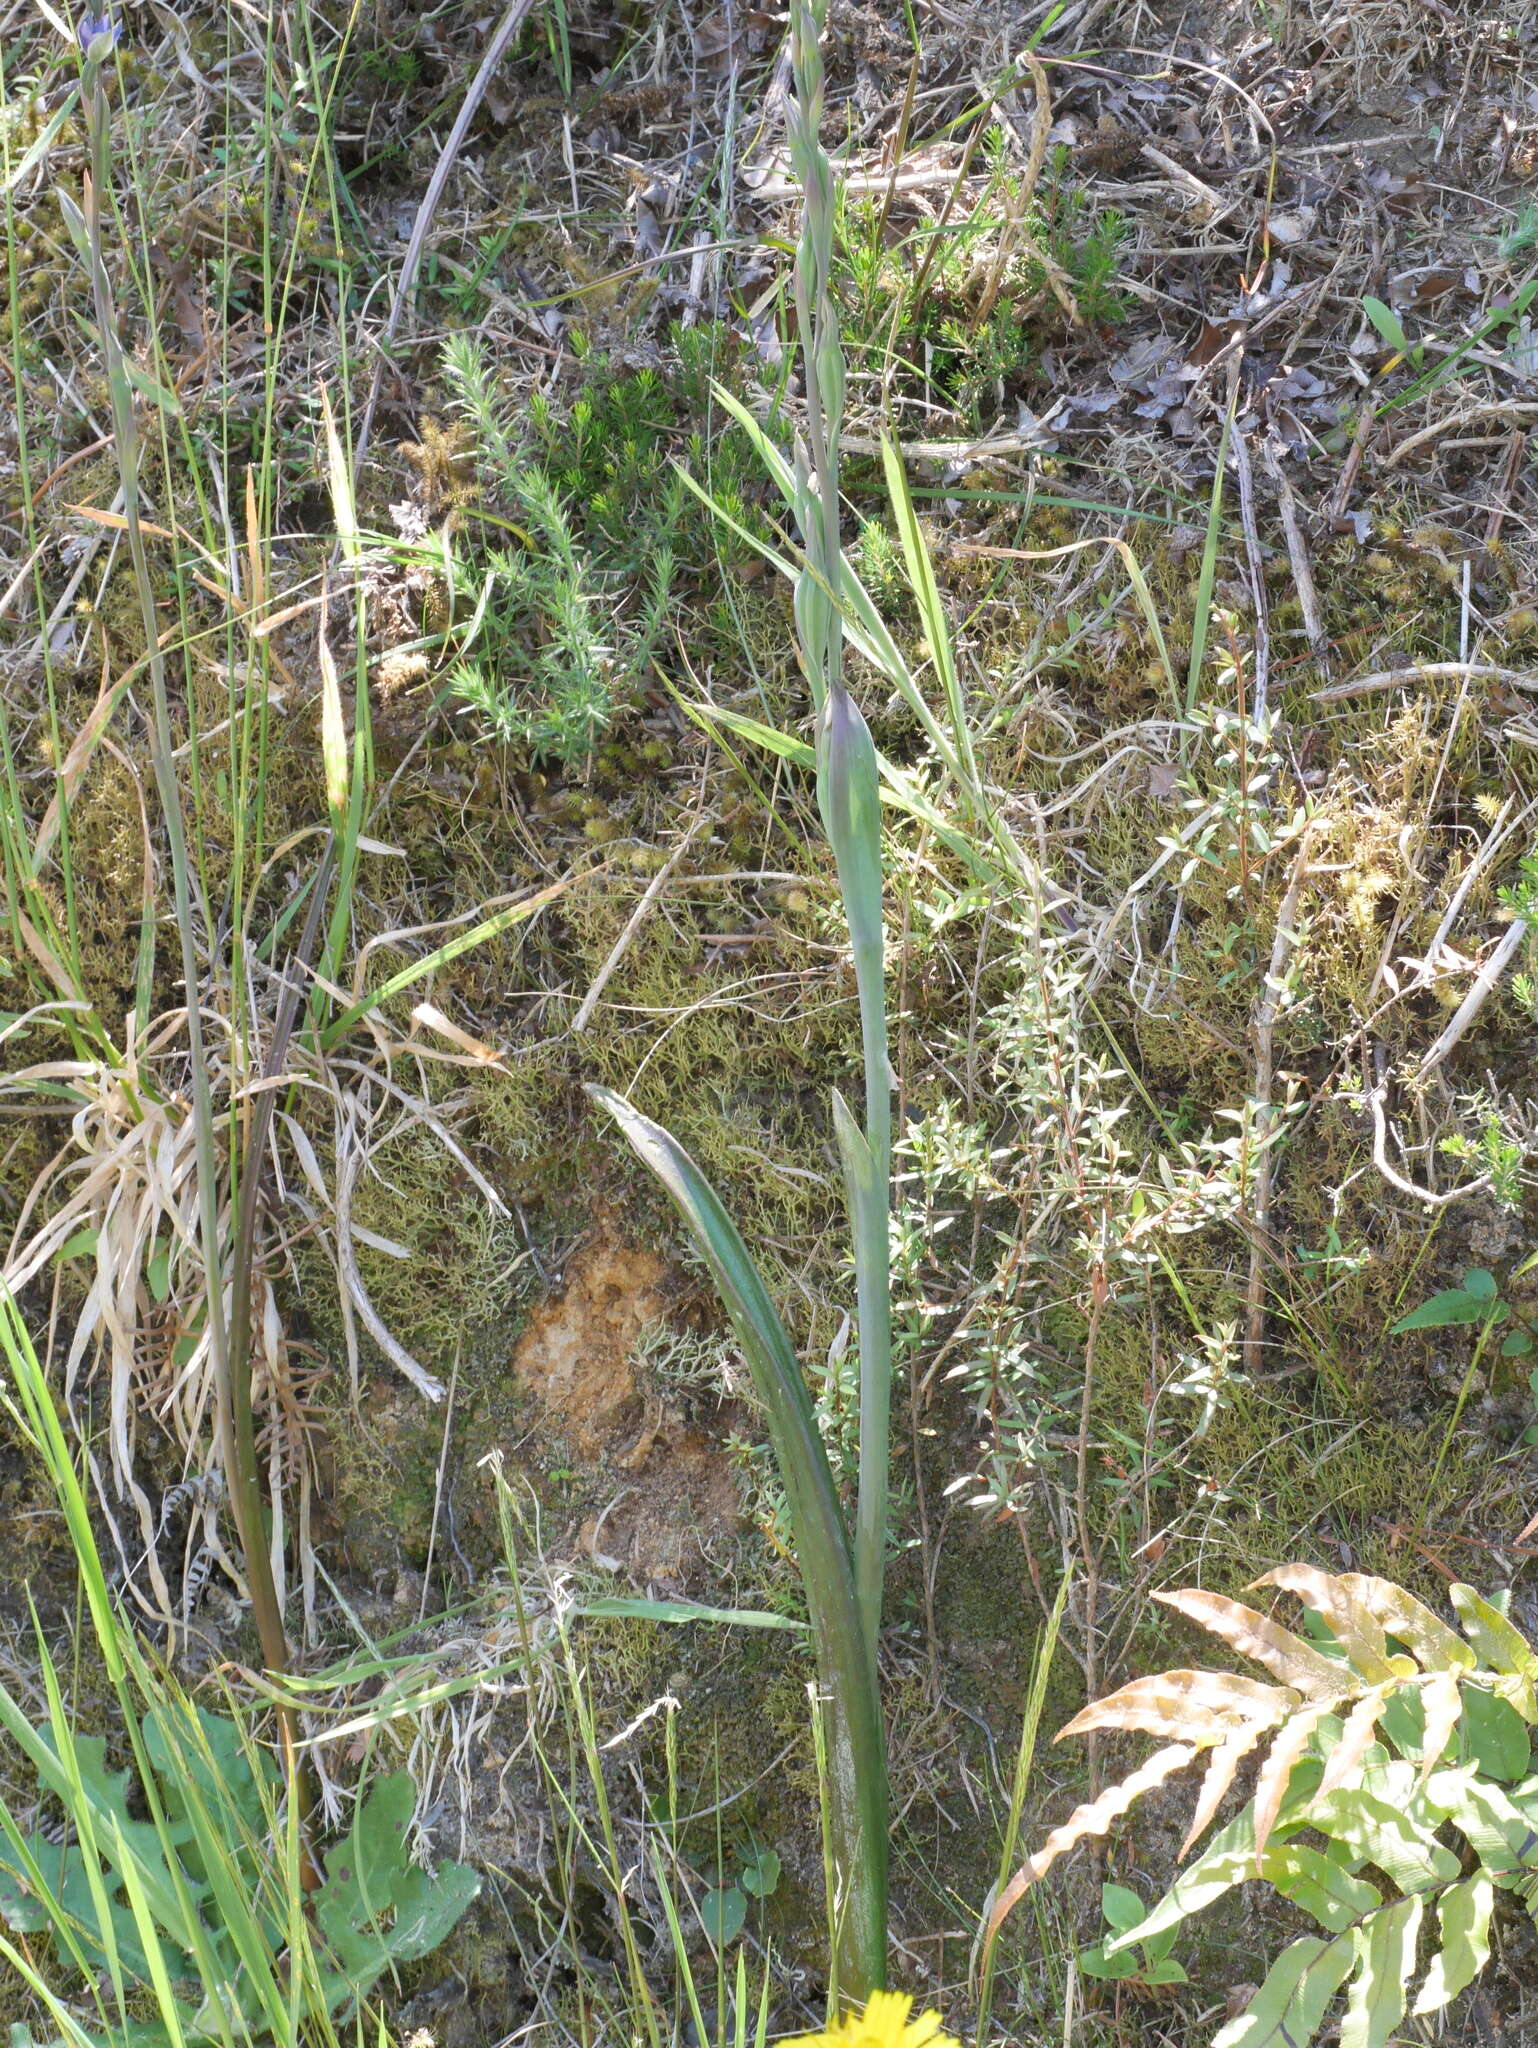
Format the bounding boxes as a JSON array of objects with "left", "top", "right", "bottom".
[{"left": 77, "top": 10, "right": 121, "bottom": 53}]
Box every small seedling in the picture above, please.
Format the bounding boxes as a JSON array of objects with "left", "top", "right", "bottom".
[
  {"left": 697, "top": 1841, "right": 782, "bottom": 1950},
  {"left": 1390, "top": 1265, "right": 1536, "bottom": 1518},
  {"left": 1078, "top": 1882, "right": 1187, "bottom": 1988},
  {"left": 1390, "top": 1265, "right": 1534, "bottom": 1360},
  {"left": 1361, "top": 294, "right": 1424, "bottom": 372}
]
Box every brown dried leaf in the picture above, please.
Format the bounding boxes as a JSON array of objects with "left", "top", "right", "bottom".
[
  {"left": 1419, "top": 1668, "right": 1464, "bottom": 1780},
  {"left": 1180, "top": 1716, "right": 1281, "bottom": 1859},
  {"left": 1060, "top": 1669, "right": 1296, "bottom": 1747},
  {"left": 694, "top": 6, "right": 775, "bottom": 71},
  {"left": 1354, "top": 1576, "right": 1475, "bottom": 1673},
  {"left": 1253, "top": 1565, "right": 1401, "bottom": 1680},
  {"left": 1154, "top": 1589, "right": 1346, "bottom": 1699},
  {"left": 1317, "top": 1687, "right": 1389, "bottom": 1798},
  {"left": 1187, "top": 315, "right": 1245, "bottom": 367},
  {"left": 1252, "top": 1704, "right": 1331, "bottom": 1867},
  {"left": 987, "top": 1744, "right": 1197, "bottom": 1947}
]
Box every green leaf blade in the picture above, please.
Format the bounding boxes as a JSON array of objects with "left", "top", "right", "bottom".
[
  {"left": 1338, "top": 1895, "right": 1421, "bottom": 2048},
  {"left": 1412, "top": 1873, "right": 1494, "bottom": 2015},
  {"left": 1213, "top": 1933, "right": 1355, "bottom": 2048}
]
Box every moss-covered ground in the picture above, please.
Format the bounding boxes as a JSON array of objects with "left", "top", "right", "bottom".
[{"left": 5, "top": 0, "right": 1538, "bottom": 2040}]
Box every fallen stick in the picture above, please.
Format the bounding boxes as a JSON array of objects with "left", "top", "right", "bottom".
[
  {"left": 1243, "top": 844, "right": 1308, "bottom": 1375},
  {"left": 1383, "top": 400, "right": 1538, "bottom": 471},
  {"left": 1312, "top": 662, "right": 1538, "bottom": 703},
  {"left": 1366, "top": 1052, "right": 1490, "bottom": 1207},
  {"left": 1263, "top": 437, "right": 1327, "bottom": 668},
  {"left": 1414, "top": 917, "right": 1530, "bottom": 1080}
]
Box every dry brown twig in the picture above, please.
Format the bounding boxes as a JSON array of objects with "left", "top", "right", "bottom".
[
  {"left": 1261, "top": 435, "right": 1327, "bottom": 669},
  {"left": 1383, "top": 400, "right": 1538, "bottom": 472},
  {"left": 1364, "top": 1044, "right": 1490, "bottom": 1208},
  {"left": 1244, "top": 839, "right": 1311, "bottom": 1376},
  {"left": 1312, "top": 662, "right": 1538, "bottom": 703},
  {"left": 973, "top": 52, "right": 1054, "bottom": 333},
  {"left": 1413, "top": 919, "right": 1530, "bottom": 1081},
  {"left": 1230, "top": 419, "right": 1271, "bottom": 719}
]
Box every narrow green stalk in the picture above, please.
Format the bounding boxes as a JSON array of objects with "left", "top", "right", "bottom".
[
  {"left": 595, "top": 0, "right": 893, "bottom": 2003},
  {"left": 789, "top": 9, "right": 892, "bottom": 1980},
  {"left": 68, "top": 31, "right": 295, "bottom": 1758},
  {"left": 1186, "top": 374, "right": 1237, "bottom": 721},
  {"left": 974, "top": 1570, "right": 1069, "bottom": 2046}
]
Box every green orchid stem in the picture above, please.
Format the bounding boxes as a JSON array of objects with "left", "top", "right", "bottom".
[
  {"left": 789, "top": 0, "right": 891, "bottom": 1997},
  {"left": 589, "top": 1091, "right": 887, "bottom": 1999},
  {"left": 599, "top": 0, "right": 892, "bottom": 2004},
  {"left": 821, "top": 689, "right": 892, "bottom": 1664}
]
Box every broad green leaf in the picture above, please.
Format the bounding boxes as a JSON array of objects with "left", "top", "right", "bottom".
[
  {"left": 1451, "top": 1585, "right": 1538, "bottom": 1712},
  {"left": 1390, "top": 1288, "right": 1494, "bottom": 1332},
  {"left": 695, "top": 703, "right": 816, "bottom": 767},
  {"left": 1502, "top": 1330, "right": 1534, "bottom": 1358},
  {"left": 577, "top": 1597, "right": 803, "bottom": 1631},
  {"left": 145, "top": 1242, "right": 171, "bottom": 1305},
  {"left": 1462, "top": 1268, "right": 1498, "bottom": 1300},
  {"left": 1459, "top": 1685, "right": 1531, "bottom": 1780},
  {"left": 1108, "top": 1807, "right": 1267, "bottom": 1953},
  {"left": 321, "top": 870, "right": 583, "bottom": 1050},
  {"left": 120, "top": 358, "right": 182, "bottom": 418},
  {"left": 1213, "top": 1932, "right": 1355, "bottom": 2048},
  {"left": 312, "top": 1772, "right": 480, "bottom": 2005},
  {"left": 587, "top": 1087, "right": 886, "bottom": 1991},
  {"left": 1260, "top": 1842, "right": 1380, "bottom": 1932},
  {"left": 739, "top": 1848, "right": 780, "bottom": 1899},
  {"left": 880, "top": 436, "right": 980, "bottom": 792},
  {"left": 1361, "top": 296, "right": 1410, "bottom": 354},
  {"left": 1305, "top": 1786, "right": 1461, "bottom": 1894},
  {"left": 1424, "top": 1768, "right": 1538, "bottom": 1882},
  {"left": 1418, "top": 1668, "right": 1465, "bottom": 1778},
  {"left": 316, "top": 625, "right": 349, "bottom": 824},
  {"left": 1378, "top": 1684, "right": 1424, "bottom": 1756},
  {"left": 1412, "top": 1873, "right": 1494, "bottom": 2014},
  {"left": 1100, "top": 1882, "right": 1147, "bottom": 1932},
  {"left": 699, "top": 1885, "right": 747, "bottom": 1946},
  {"left": 319, "top": 383, "right": 359, "bottom": 565},
  {"left": 705, "top": 385, "right": 984, "bottom": 793},
  {"left": 1339, "top": 1894, "right": 1421, "bottom": 2048},
  {"left": 6, "top": 90, "right": 78, "bottom": 199},
  {"left": 1145, "top": 1958, "right": 1188, "bottom": 1984},
  {"left": 1078, "top": 1939, "right": 1138, "bottom": 1982},
  {"left": 54, "top": 189, "right": 93, "bottom": 266}
]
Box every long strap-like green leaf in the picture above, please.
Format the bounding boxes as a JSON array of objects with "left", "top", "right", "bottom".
[{"left": 587, "top": 1087, "right": 887, "bottom": 1997}]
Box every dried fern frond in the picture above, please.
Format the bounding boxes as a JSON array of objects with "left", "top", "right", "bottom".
[
  {"left": 988, "top": 1566, "right": 1538, "bottom": 2048},
  {"left": 1152, "top": 1587, "right": 1347, "bottom": 1697}
]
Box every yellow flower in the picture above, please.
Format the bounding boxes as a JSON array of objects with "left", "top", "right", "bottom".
[{"left": 785, "top": 1990, "right": 959, "bottom": 2048}]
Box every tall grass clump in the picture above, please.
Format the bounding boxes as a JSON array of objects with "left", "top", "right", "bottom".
[
  {"left": 592, "top": 0, "right": 892, "bottom": 2005},
  {"left": 49, "top": 10, "right": 312, "bottom": 1837},
  {"left": 0, "top": 1286, "right": 478, "bottom": 2048}
]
